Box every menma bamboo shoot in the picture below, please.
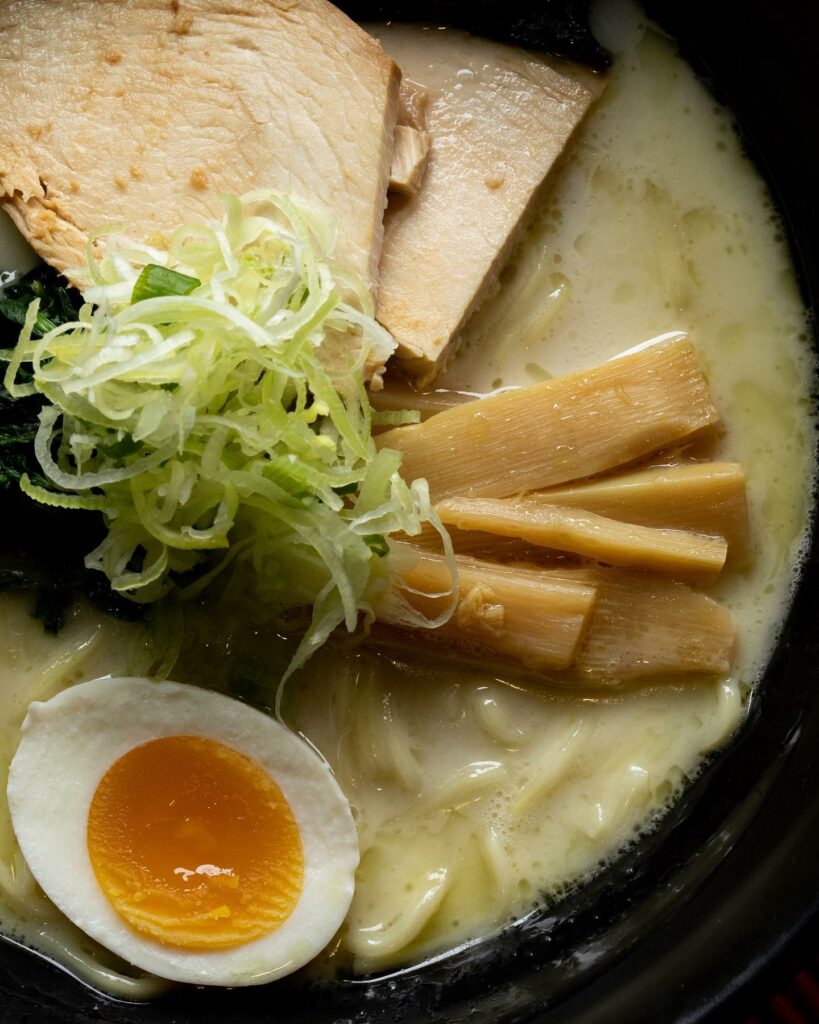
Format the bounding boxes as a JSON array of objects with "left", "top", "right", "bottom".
[
  {"left": 478, "top": 562, "right": 736, "bottom": 678},
  {"left": 570, "top": 567, "right": 736, "bottom": 680},
  {"left": 377, "top": 340, "right": 720, "bottom": 500},
  {"left": 369, "top": 376, "right": 488, "bottom": 422},
  {"left": 407, "top": 520, "right": 579, "bottom": 565},
  {"left": 535, "top": 462, "right": 750, "bottom": 562},
  {"left": 373, "top": 558, "right": 735, "bottom": 682},
  {"left": 436, "top": 496, "right": 728, "bottom": 577},
  {"left": 376, "top": 548, "right": 597, "bottom": 671}
]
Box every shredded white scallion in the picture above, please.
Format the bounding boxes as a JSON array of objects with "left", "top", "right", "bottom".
[{"left": 5, "top": 191, "right": 456, "bottom": 679}]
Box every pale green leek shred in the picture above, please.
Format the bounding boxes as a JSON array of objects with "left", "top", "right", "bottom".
[{"left": 6, "top": 192, "right": 456, "bottom": 678}]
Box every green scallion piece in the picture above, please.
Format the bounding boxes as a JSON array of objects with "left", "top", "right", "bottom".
[
  {"left": 98, "top": 435, "right": 144, "bottom": 460},
  {"left": 363, "top": 534, "right": 390, "bottom": 558},
  {"left": 332, "top": 482, "right": 359, "bottom": 496},
  {"left": 131, "top": 264, "right": 200, "bottom": 303}
]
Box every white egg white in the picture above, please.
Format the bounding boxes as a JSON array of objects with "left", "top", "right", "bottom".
[{"left": 7, "top": 676, "right": 359, "bottom": 987}]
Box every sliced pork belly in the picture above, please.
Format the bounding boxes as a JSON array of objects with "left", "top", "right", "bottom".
[
  {"left": 371, "top": 25, "right": 604, "bottom": 383},
  {"left": 0, "top": 0, "right": 400, "bottom": 294}
]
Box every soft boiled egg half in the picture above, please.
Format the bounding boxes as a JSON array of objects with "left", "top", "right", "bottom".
[{"left": 7, "top": 676, "right": 359, "bottom": 986}]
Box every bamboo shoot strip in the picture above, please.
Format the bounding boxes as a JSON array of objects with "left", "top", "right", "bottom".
[
  {"left": 406, "top": 520, "right": 579, "bottom": 566},
  {"left": 506, "top": 562, "right": 736, "bottom": 678},
  {"left": 378, "top": 340, "right": 720, "bottom": 500},
  {"left": 569, "top": 567, "right": 736, "bottom": 680},
  {"left": 436, "top": 497, "right": 728, "bottom": 577},
  {"left": 534, "top": 462, "right": 750, "bottom": 562},
  {"left": 376, "top": 548, "right": 597, "bottom": 671},
  {"left": 370, "top": 377, "right": 514, "bottom": 422}
]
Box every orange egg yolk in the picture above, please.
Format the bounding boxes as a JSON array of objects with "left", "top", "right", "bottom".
[{"left": 87, "top": 735, "right": 304, "bottom": 951}]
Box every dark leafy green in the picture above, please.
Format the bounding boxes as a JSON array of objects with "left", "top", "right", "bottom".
[
  {"left": 0, "top": 266, "right": 83, "bottom": 490},
  {"left": 0, "top": 263, "right": 81, "bottom": 341},
  {"left": 0, "top": 371, "right": 47, "bottom": 490},
  {"left": 82, "top": 572, "right": 146, "bottom": 623},
  {"left": 0, "top": 266, "right": 144, "bottom": 631},
  {"left": 0, "top": 567, "right": 77, "bottom": 634},
  {"left": 33, "top": 581, "right": 74, "bottom": 634}
]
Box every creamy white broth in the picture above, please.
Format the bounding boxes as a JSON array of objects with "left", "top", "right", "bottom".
[{"left": 0, "top": 0, "right": 814, "bottom": 993}]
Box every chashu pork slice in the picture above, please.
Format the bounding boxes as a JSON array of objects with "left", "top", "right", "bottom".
[
  {"left": 0, "top": 0, "right": 400, "bottom": 298},
  {"left": 370, "top": 25, "right": 604, "bottom": 383}
]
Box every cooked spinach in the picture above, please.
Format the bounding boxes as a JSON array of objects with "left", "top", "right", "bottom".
[
  {"left": 0, "top": 265, "right": 81, "bottom": 491},
  {"left": 0, "top": 375, "right": 47, "bottom": 490},
  {"left": 0, "top": 266, "right": 144, "bottom": 631},
  {"left": 0, "top": 263, "right": 81, "bottom": 340}
]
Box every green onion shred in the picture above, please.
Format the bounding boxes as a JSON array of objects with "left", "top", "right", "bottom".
[{"left": 4, "top": 191, "right": 455, "bottom": 679}]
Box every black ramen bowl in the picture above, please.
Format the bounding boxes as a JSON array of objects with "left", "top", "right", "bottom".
[{"left": 2, "top": 1, "right": 817, "bottom": 1021}]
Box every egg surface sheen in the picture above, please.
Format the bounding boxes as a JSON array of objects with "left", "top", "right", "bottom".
[{"left": 7, "top": 677, "right": 359, "bottom": 986}]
